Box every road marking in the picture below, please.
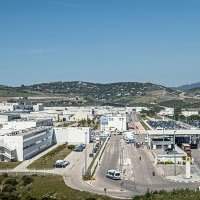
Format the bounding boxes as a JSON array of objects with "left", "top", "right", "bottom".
[{"left": 124, "top": 158, "right": 131, "bottom": 166}]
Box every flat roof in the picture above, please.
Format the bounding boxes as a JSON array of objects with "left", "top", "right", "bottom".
[
  {"left": 0, "top": 113, "right": 20, "bottom": 117},
  {"left": 147, "top": 129, "right": 200, "bottom": 136},
  {"left": 0, "top": 126, "right": 51, "bottom": 137}
]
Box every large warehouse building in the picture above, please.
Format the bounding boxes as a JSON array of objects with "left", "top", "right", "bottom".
[
  {"left": 100, "top": 114, "right": 127, "bottom": 132},
  {"left": 54, "top": 127, "right": 91, "bottom": 145}
]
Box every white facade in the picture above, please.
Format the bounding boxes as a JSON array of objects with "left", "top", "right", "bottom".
[
  {"left": 21, "top": 111, "right": 60, "bottom": 122},
  {"left": 0, "top": 102, "right": 18, "bottom": 112},
  {"left": 182, "top": 110, "right": 199, "bottom": 117},
  {"left": 1, "top": 119, "right": 53, "bottom": 130},
  {"left": 100, "top": 114, "right": 127, "bottom": 132},
  {"left": 33, "top": 103, "right": 44, "bottom": 112},
  {"left": 0, "top": 127, "right": 54, "bottom": 161},
  {"left": 159, "top": 107, "right": 174, "bottom": 116},
  {"left": 0, "top": 113, "right": 21, "bottom": 123},
  {"left": 54, "top": 127, "right": 90, "bottom": 145}
]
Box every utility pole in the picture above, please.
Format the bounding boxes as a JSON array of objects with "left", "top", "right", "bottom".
[
  {"left": 173, "top": 104, "right": 177, "bottom": 176},
  {"left": 174, "top": 130, "right": 177, "bottom": 176},
  {"left": 162, "top": 127, "right": 165, "bottom": 152},
  {"left": 85, "top": 132, "right": 88, "bottom": 175},
  {"left": 121, "top": 117, "right": 124, "bottom": 132}
]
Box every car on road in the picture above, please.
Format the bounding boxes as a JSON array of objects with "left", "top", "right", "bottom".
[
  {"left": 74, "top": 145, "right": 84, "bottom": 152},
  {"left": 106, "top": 169, "right": 121, "bottom": 180},
  {"left": 92, "top": 147, "right": 98, "bottom": 153},
  {"left": 54, "top": 160, "right": 70, "bottom": 168},
  {"left": 95, "top": 136, "right": 100, "bottom": 142}
]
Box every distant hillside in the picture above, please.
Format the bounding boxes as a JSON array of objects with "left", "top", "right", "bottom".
[
  {"left": 177, "top": 82, "right": 200, "bottom": 91},
  {"left": 0, "top": 81, "right": 190, "bottom": 106},
  {"left": 23, "top": 81, "right": 175, "bottom": 95},
  {"left": 185, "top": 87, "right": 200, "bottom": 97},
  {"left": 20, "top": 81, "right": 179, "bottom": 105},
  {"left": 0, "top": 85, "right": 38, "bottom": 97}
]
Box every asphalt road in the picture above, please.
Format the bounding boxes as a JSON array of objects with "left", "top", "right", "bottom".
[{"left": 94, "top": 135, "right": 200, "bottom": 196}]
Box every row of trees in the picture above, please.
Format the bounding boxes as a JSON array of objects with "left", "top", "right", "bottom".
[{"left": 78, "top": 119, "right": 99, "bottom": 129}]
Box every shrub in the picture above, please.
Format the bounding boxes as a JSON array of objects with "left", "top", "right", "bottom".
[
  {"left": 68, "top": 145, "right": 75, "bottom": 150},
  {"left": 2, "top": 184, "right": 16, "bottom": 193},
  {"left": 21, "top": 175, "right": 33, "bottom": 186},
  {"left": 4, "top": 178, "right": 18, "bottom": 186},
  {"left": 2, "top": 173, "right": 8, "bottom": 178},
  {"left": 0, "top": 192, "right": 19, "bottom": 200}
]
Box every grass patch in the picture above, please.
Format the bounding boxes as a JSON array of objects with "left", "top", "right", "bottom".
[
  {"left": 28, "top": 144, "right": 71, "bottom": 169},
  {"left": 0, "top": 174, "right": 113, "bottom": 200},
  {"left": 31, "top": 175, "right": 111, "bottom": 200},
  {"left": 0, "top": 162, "right": 21, "bottom": 169}
]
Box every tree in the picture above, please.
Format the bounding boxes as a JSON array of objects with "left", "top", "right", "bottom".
[
  {"left": 4, "top": 178, "right": 18, "bottom": 186},
  {"left": 21, "top": 176, "right": 33, "bottom": 186},
  {"left": 2, "top": 184, "right": 16, "bottom": 193}
]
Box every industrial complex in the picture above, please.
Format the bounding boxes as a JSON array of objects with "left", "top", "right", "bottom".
[{"left": 0, "top": 100, "right": 200, "bottom": 198}]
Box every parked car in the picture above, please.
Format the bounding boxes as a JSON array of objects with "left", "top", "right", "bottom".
[
  {"left": 95, "top": 143, "right": 100, "bottom": 148},
  {"left": 80, "top": 144, "right": 86, "bottom": 149},
  {"left": 92, "top": 147, "right": 98, "bottom": 153},
  {"left": 54, "top": 160, "right": 70, "bottom": 168},
  {"left": 106, "top": 169, "right": 121, "bottom": 180},
  {"left": 74, "top": 145, "right": 84, "bottom": 152}
]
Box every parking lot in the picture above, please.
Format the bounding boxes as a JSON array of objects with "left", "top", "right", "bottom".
[{"left": 147, "top": 120, "right": 187, "bottom": 130}]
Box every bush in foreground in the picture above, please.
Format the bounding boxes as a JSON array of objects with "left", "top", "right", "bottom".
[{"left": 133, "top": 189, "right": 200, "bottom": 200}]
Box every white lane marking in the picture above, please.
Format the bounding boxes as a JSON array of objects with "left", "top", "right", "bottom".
[{"left": 124, "top": 158, "right": 131, "bottom": 166}]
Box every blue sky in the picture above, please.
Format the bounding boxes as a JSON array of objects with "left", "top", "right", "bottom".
[{"left": 0, "top": 0, "right": 200, "bottom": 86}]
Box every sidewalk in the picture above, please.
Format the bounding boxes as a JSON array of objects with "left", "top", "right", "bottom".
[{"left": 14, "top": 144, "right": 59, "bottom": 171}]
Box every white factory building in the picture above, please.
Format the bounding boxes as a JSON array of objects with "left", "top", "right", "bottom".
[
  {"left": 1, "top": 118, "right": 53, "bottom": 130},
  {"left": 0, "top": 102, "right": 19, "bottom": 112},
  {"left": 100, "top": 114, "right": 127, "bottom": 132},
  {"left": 159, "top": 107, "right": 174, "bottom": 116},
  {"left": 0, "top": 127, "right": 54, "bottom": 161},
  {"left": 54, "top": 127, "right": 91, "bottom": 145},
  {"left": 0, "top": 113, "right": 21, "bottom": 123},
  {"left": 181, "top": 109, "right": 199, "bottom": 117}
]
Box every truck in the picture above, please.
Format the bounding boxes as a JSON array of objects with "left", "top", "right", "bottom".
[{"left": 123, "top": 131, "right": 135, "bottom": 144}]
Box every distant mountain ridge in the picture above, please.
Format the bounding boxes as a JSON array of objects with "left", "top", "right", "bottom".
[
  {"left": 22, "top": 81, "right": 176, "bottom": 96},
  {"left": 1, "top": 81, "right": 200, "bottom": 107},
  {"left": 177, "top": 82, "right": 200, "bottom": 91}
]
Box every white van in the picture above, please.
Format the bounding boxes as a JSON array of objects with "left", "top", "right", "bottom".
[{"left": 106, "top": 169, "right": 121, "bottom": 180}]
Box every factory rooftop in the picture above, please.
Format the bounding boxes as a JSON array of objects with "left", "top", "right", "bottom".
[{"left": 0, "top": 126, "right": 51, "bottom": 137}]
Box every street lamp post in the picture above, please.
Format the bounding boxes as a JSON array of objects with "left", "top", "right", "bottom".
[
  {"left": 162, "top": 127, "right": 165, "bottom": 152},
  {"left": 173, "top": 130, "right": 177, "bottom": 176},
  {"left": 85, "top": 132, "right": 88, "bottom": 175}
]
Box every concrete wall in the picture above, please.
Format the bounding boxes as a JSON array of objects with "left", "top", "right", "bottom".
[
  {"left": 54, "top": 127, "right": 90, "bottom": 145},
  {"left": 100, "top": 116, "right": 127, "bottom": 132},
  {"left": 147, "top": 129, "right": 200, "bottom": 136}
]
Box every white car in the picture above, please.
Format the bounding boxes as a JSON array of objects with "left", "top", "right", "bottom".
[
  {"left": 106, "top": 169, "right": 121, "bottom": 180},
  {"left": 54, "top": 160, "right": 70, "bottom": 168}
]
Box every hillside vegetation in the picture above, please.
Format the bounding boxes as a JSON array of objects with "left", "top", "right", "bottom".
[
  {"left": 1, "top": 81, "right": 200, "bottom": 107},
  {"left": 0, "top": 174, "right": 113, "bottom": 200},
  {"left": 21, "top": 81, "right": 179, "bottom": 105}
]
